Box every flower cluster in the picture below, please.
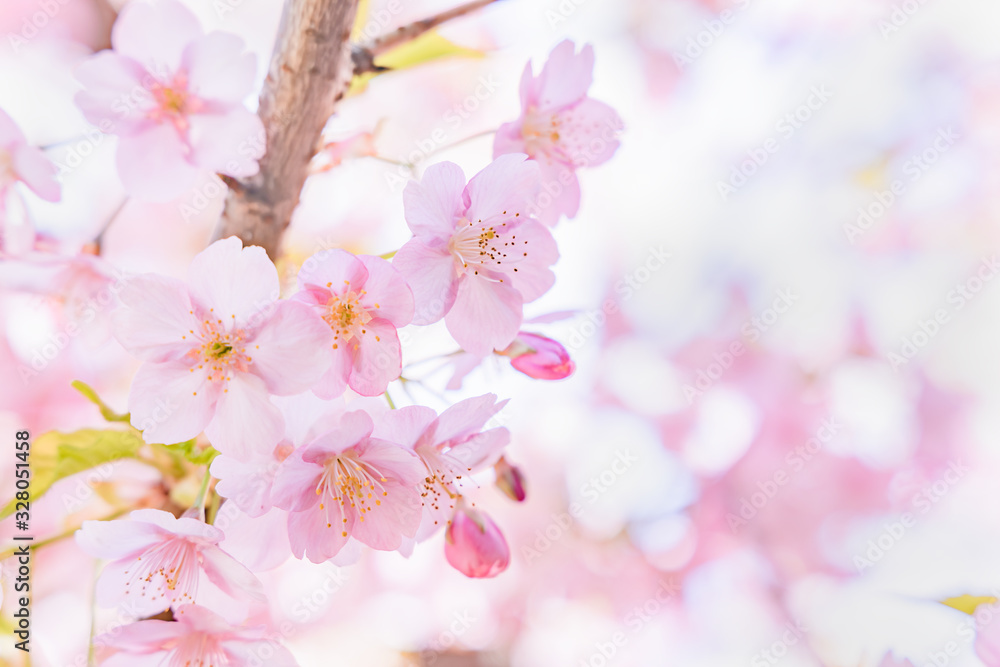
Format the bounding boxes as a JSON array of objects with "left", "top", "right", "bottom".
[{"left": 65, "top": 8, "right": 619, "bottom": 660}]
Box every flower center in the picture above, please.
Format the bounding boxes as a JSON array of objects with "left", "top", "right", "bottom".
[
  {"left": 522, "top": 107, "right": 563, "bottom": 158},
  {"left": 448, "top": 218, "right": 529, "bottom": 278},
  {"left": 121, "top": 537, "right": 199, "bottom": 607},
  {"left": 183, "top": 311, "right": 253, "bottom": 386},
  {"left": 172, "top": 633, "right": 228, "bottom": 667},
  {"left": 315, "top": 453, "right": 389, "bottom": 536},
  {"left": 323, "top": 289, "right": 373, "bottom": 347},
  {"left": 417, "top": 447, "right": 467, "bottom": 526},
  {"left": 148, "top": 73, "right": 202, "bottom": 133}
]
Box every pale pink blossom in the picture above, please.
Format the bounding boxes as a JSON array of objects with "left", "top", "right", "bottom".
[
  {"left": 373, "top": 394, "right": 510, "bottom": 540},
  {"left": 112, "top": 237, "right": 333, "bottom": 456},
  {"left": 0, "top": 108, "right": 60, "bottom": 254},
  {"left": 270, "top": 408, "right": 426, "bottom": 562},
  {"left": 293, "top": 249, "right": 414, "bottom": 397},
  {"left": 502, "top": 331, "right": 575, "bottom": 380},
  {"left": 978, "top": 617, "right": 1000, "bottom": 666},
  {"left": 494, "top": 40, "right": 623, "bottom": 225},
  {"left": 76, "top": 509, "right": 265, "bottom": 616},
  {"left": 95, "top": 604, "right": 297, "bottom": 667},
  {"left": 393, "top": 155, "right": 559, "bottom": 355},
  {"left": 444, "top": 503, "right": 510, "bottom": 579},
  {"left": 74, "top": 0, "right": 264, "bottom": 201}
]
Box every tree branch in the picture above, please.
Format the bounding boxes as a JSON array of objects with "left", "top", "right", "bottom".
[
  {"left": 353, "top": 0, "right": 500, "bottom": 75},
  {"left": 214, "top": 0, "right": 361, "bottom": 258}
]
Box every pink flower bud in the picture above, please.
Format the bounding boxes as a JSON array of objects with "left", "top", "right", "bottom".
[
  {"left": 494, "top": 457, "right": 527, "bottom": 502},
  {"left": 445, "top": 504, "right": 510, "bottom": 578},
  {"left": 502, "top": 332, "right": 575, "bottom": 380}
]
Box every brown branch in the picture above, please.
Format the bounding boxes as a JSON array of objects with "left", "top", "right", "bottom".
[
  {"left": 214, "top": 0, "right": 361, "bottom": 258},
  {"left": 353, "top": 0, "right": 500, "bottom": 75}
]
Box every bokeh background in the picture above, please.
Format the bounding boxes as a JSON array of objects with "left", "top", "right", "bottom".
[{"left": 4, "top": 0, "right": 1000, "bottom": 665}]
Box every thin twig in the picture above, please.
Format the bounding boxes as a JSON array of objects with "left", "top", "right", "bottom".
[{"left": 353, "top": 0, "right": 500, "bottom": 74}]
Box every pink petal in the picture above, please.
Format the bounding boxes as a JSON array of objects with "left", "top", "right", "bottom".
[
  {"left": 12, "top": 145, "right": 59, "bottom": 201},
  {"left": 128, "top": 361, "right": 217, "bottom": 445},
  {"left": 402, "top": 161, "right": 465, "bottom": 238},
  {"left": 131, "top": 509, "right": 222, "bottom": 540},
  {"left": 556, "top": 97, "right": 623, "bottom": 168},
  {"left": 187, "top": 237, "right": 280, "bottom": 324},
  {"left": 111, "top": 0, "right": 203, "bottom": 74},
  {"left": 98, "top": 618, "right": 184, "bottom": 651},
  {"left": 182, "top": 32, "right": 257, "bottom": 104},
  {"left": 203, "top": 372, "right": 284, "bottom": 458},
  {"left": 187, "top": 109, "right": 265, "bottom": 178},
  {"left": 223, "top": 640, "right": 299, "bottom": 667},
  {"left": 247, "top": 300, "right": 333, "bottom": 395},
  {"left": 199, "top": 545, "right": 266, "bottom": 602},
  {"left": 506, "top": 220, "right": 558, "bottom": 300},
  {"left": 217, "top": 508, "right": 291, "bottom": 571},
  {"left": 0, "top": 108, "right": 25, "bottom": 145},
  {"left": 449, "top": 427, "right": 510, "bottom": 475},
  {"left": 288, "top": 499, "right": 349, "bottom": 562},
  {"left": 300, "top": 410, "right": 374, "bottom": 461},
  {"left": 532, "top": 158, "right": 580, "bottom": 225},
  {"left": 372, "top": 405, "right": 437, "bottom": 449},
  {"left": 347, "top": 318, "right": 402, "bottom": 396},
  {"left": 312, "top": 347, "right": 350, "bottom": 399},
  {"left": 113, "top": 274, "right": 199, "bottom": 362},
  {"left": 517, "top": 61, "right": 534, "bottom": 109},
  {"left": 357, "top": 255, "right": 414, "bottom": 326},
  {"left": 391, "top": 238, "right": 458, "bottom": 325},
  {"left": 297, "top": 248, "right": 368, "bottom": 295},
  {"left": 96, "top": 557, "right": 176, "bottom": 615},
  {"left": 445, "top": 276, "right": 523, "bottom": 356},
  {"left": 270, "top": 450, "right": 323, "bottom": 512},
  {"left": 492, "top": 118, "right": 527, "bottom": 159},
  {"left": 75, "top": 518, "right": 163, "bottom": 560},
  {"left": 73, "top": 52, "right": 153, "bottom": 133},
  {"left": 210, "top": 454, "right": 276, "bottom": 517},
  {"left": 116, "top": 124, "right": 202, "bottom": 201},
  {"left": 464, "top": 154, "right": 541, "bottom": 227},
  {"left": 434, "top": 393, "right": 506, "bottom": 443},
  {"left": 536, "top": 40, "right": 594, "bottom": 112}
]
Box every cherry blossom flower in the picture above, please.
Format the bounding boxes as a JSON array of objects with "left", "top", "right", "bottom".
[
  {"left": 293, "top": 249, "right": 414, "bottom": 397},
  {"left": 95, "top": 604, "right": 297, "bottom": 667},
  {"left": 501, "top": 331, "right": 575, "bottom": 380},
  {"left": 393, "top": 154, "right": 559, "bottom": 355},
  {"left": 76, "top": 509, "right": 265, "bottom": 617},
  {"left": 112, "top": 237, "right": 333, "bottom": 456},
  {"left": 444, "top": 503, "right": 510, "bottom": 579},
  {"left": 270, "top": 408, "right": 426, "bottom": 562},
  {"left": 0, "top": 108, "right": 59, "bottom": 254},
  {"left": 74, "top": 0, "right": 264, "bottom": 201},
  {"left": 494, "top": 40, "right": 623, "bottom": 225},
  {"left": 373, "top": 394, "right": 510, "bottom": 540}
]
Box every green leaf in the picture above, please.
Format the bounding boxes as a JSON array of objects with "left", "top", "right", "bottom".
[
  {"left": 164, "top": 438, "right": 219, "bottom": 466},
  {"left": 349, "top": 31, "right": 486, "bottom": 95},
  {"left": 72, "top": 380, "right": 130, "bottom": 422},
  {"left": 1, "top": 428, "right": 144, "bottom": 519}
]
